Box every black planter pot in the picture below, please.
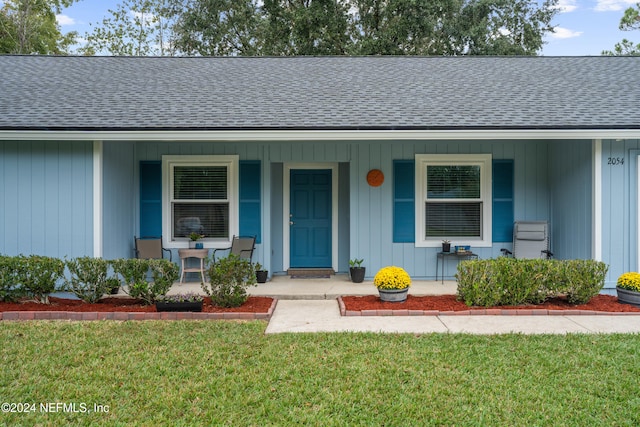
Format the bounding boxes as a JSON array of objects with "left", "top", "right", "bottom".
[
  {"left": 350, "top": 267, "right": 366, "bottom": 283},
  {"left": 155, "top": 301, "right": 203, "bottom": 312},
  {"left": 110, "top": 286, "right": 119, "bottom": 295},
  {"left": 442, "top": 243, "right": 451, "bottom": 253},
  {"left": 256, "top": 270, "right": 269, "bottom": 283}
]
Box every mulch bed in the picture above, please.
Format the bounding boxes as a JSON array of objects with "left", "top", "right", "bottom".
[
  {"left": 340, "top": 294, "right": 640, "bottom": 315},
  {"left": 0, "top": 296, "right": 274, "bottom": 313}
]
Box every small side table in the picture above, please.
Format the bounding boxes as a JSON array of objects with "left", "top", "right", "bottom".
[
  {"left": 436, "top": 251, "right": 478, "bottom": 283},
  {"left": 178, "top": 248, "right": 209, "bottom": 283}
]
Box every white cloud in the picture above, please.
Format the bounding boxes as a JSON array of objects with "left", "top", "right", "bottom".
[
  {"left": 56, "top": 14, "right": 75, "bottom": 26},
  {"left": 550, "top": 27, "right": 584, "bottom": 39},
  {"left": 594, "top": 0, "right": 637, "bottom": 12},
  {"left": 556, "top": 0, "right": 578, "bottom": 13}
]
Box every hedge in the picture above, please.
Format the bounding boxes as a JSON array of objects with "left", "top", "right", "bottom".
[{"left": 455, "top": 258, "right": 608, "bottom": 307}]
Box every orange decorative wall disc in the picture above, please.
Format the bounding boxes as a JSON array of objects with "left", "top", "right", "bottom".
[{"left": 366, "top": 169, "right": 384, "bottom": 187}]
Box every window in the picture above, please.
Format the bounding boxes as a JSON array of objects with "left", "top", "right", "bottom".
[
  {"left": 162, "top": 155, "right": 239, "bottom": 247},
  {"left": 415, "top": 154, "right": 492, "bottom": 247}
]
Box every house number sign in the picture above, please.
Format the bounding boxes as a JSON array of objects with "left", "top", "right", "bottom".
[{"left": 607, "top": 157, "right": 624, "bottom": 165}]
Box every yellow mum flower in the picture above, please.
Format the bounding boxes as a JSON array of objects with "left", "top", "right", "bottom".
[
  {"left": 373, "top": 266, "right": 411, "bottom": 290},
  {"left": 617, "top": 272, "right": 640, "bottom": 292}
]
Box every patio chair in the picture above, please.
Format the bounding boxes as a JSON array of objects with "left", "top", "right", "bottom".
[
  {"left": 500, "top": 221, "right": 553, "bottom": 259},
  {"left": 134, "top": 236, "right": 172, "bottom": 262},
  {"left": 212, "top": 235, "right": 256, "bottom": 263}
]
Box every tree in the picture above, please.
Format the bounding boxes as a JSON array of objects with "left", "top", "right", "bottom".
[
  {"left": 80, "top": 0, "right": 558, "bottom": 56},
  {"left": 261, "top": 0, "right": 351, "bottom": 55},
  {"left": 80, "top": 0, "right": 179, "bottom": 56},
  {"left": 603, "top": 3, "right": 640, "bottom": 56},
  {"left": 350, "top": 0, "right": 558, "bottom": 56},
  {"left": 0, "top": 0, "right": 77, "bottom": 54},
  {"left": 172, "top": 0, "right": 264, "bottom": 56}
]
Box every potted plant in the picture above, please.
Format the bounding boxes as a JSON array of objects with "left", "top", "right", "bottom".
[
  {"left": 255, "top": 263, "right": 269, "bottom": 283},
  {"left": 349, "top": 258, "right": 366, "bottom": 283},
  {"left": 107, "top": 277, "right": 120, "bottom": 295},
  {"left": 442, "top": 240, "right": 451, "bottom": 253},
  {"left": 156, "top": 293, "right": 204, "bottom": 312},
  {"left": 189, "top": 233, "right": 205, "bottom": 249},
  {"left": 373, "top": 266, "right": 411, "bottom": 302},
  {"left": 616, "top": 272, "right": 640, "bottom": 308}
]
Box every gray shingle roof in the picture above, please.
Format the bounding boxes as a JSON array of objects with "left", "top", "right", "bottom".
[{"left": 1, "top": 55, "right": 638, "bottom": 131}]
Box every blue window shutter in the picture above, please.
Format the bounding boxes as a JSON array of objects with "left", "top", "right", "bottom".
[
  {"left": 239, "top": 161, "right": 261, "bottom": 243},
  {"left": 393, "top": 160, "right": 415, "bottom": 243},
  {"left": 492, "top": 160, "right": 514, "bottom": 242},
  {"left": 140, "top": 161, "right": 162, "bottom": 237}
]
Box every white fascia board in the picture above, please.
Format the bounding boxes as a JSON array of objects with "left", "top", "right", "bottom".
[{"left": 2, "top": 129, "right": 640, "bottom": 142}]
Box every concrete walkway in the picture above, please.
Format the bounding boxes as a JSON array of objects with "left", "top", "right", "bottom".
[{"left": 171, "top": 274, "right": 640, "bottom": 335}]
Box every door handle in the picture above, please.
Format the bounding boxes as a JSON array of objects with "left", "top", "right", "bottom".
[{"left": 289, "top": 221, "right": 294, "bottom": 226}]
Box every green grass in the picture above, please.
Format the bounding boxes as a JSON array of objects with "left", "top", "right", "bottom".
[{"left": 1, "top": 321, "right": 639, "bottom": 426}]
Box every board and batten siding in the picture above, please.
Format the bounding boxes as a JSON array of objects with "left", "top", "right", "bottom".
[
  {"left": 548, "top": 140, "right": 593, "bottom": 261},
  {"left": 102, "top": 141, "right": 136, "bottom": 260},
  {"left": 349, "top": 139, "right": 553, "bottom": 279},
  {"left": 601, "top": 138, "right": 640, "bottom": 289},
  {"left": 0, "top": 140, "right": 93, "bottom": 257}
]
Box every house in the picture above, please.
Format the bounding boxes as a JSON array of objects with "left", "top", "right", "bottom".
[{"left": 1, "top": 55, "right": 639, "bottom": 291}]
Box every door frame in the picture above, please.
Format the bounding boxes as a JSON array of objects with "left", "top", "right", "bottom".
[{"left": 283, "top": 163, "right": 339, "bottom": 271}]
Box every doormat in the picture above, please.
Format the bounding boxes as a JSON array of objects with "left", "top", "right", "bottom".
[{"left": 290, "top": 275, "right": 331, "bottom": 279}]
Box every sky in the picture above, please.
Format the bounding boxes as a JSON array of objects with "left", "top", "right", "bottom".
[{"left": 52, "top": 0, "right": 639, "bottom": 56}]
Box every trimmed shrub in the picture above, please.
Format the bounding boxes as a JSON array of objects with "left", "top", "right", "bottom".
[
  {"left": 456, "top": 258, "right": 608, "bottom": 307},
  {"left": 111, "top": 258, "right": 178, "bottom": 305},
  {"left": 65, "top": 257, "right": 112, "bottom": 303},
  {"left": 17, "top": 255, "right": 65, "bottom": 304},
  {"left": 563, "top": 260, "right": 609, "bottom": 304},
  {"left": 203, "top": 255, "right": 256, "bottom": 307},
  {"left": 0, "top": 255, "right": 25, "bottom": 302}
]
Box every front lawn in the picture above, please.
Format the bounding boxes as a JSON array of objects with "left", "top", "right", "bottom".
[{"left": 1, "top": 321, "right": 639, "bottom": 426}]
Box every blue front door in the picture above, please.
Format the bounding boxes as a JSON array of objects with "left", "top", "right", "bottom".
[{"left": 290, "top": 169, "right": 332, "bottom": 268}]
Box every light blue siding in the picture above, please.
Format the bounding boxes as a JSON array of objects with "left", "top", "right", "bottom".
[
  {"left": 103, "top": 142, "right": 135, "bottom": 259},
  {"left": 548, "top": 140, "right": 593, "bottom": 261},
  {"left": 601, "top": 139, "right": 640, "bottom": 290},
  {"left": 0, "top": 140, "right": 93, "bottom": 257},
  {"left": 349, "top": 139, "right": 554, "bottom": 279},
  {"left": 2, "top": 137, "right": 596, "bottom": 282}
]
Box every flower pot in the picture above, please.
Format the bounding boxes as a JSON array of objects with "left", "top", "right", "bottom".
[
  {"left": 110, "top": 286, "right": 119, "bottom": 295},
  {"left": 350, "top": 267, "right": 366, "bottom": 283},
  {"left": 155, "top": 301, "right": 203, "bottom": 312},
  {"left": 378, "top": 287, "right": 409, "bottom": 302},
  {"left": 616, "top": 286, "right": 640, "bottom": 308},
  {"left": 442, "top": 243, "right": 451, "bottom": 253},
  {"left": 189, "top": 241, "right": 198, "bottom": 249},
  {"left": 256, "top": 270, "right": 269, "bottom": 283}
]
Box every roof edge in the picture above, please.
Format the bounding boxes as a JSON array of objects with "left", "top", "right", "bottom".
[{"left": 1, "top": 129, "right": 639, "bottom": 142}]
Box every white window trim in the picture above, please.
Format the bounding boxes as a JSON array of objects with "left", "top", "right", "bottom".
[
  {"left": 162, "top": 155, "right": 239, "bottom": 249},
  {"left": 415, "top": 154, "right": 492, "bottom": 248}
]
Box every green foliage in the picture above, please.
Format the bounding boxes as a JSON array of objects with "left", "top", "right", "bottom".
[
  {"left": 65, "top": 257, "right": 112, "bottom": 303},
  {"left": 456, "top": 258, "right": 607, "bottom": 307},
  {"left": 603, "top": 3, "right": 640, "bottom": 55},
  {"left": 562, "top": 260, "right": 609, "bottom": 304},
  {"left": 80, "top": 0, "right": 178, "bottom": 55},
  {"left": 81, "top": 0, "right": 558, "bottom": 56},
  {"left": 112, "top": 258, "right": 178, "bottom": 305},
  {"left": 16, "top": 255, "right": 65, "bottom": 304},
  {"left": 173, "top": 0, "right": 265, "bottom": 56},
  {"left": 0, "top": 255, "right": 25, "bottom": 302},
  {"left": 349, "top": 258, "right": 364, "bottom": 268},
  {"left": 203, "top": 254, "right": 256, "bottom": 307},
  {"left": 0, "top": 0, "right": 78, "bottom": 54}
]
